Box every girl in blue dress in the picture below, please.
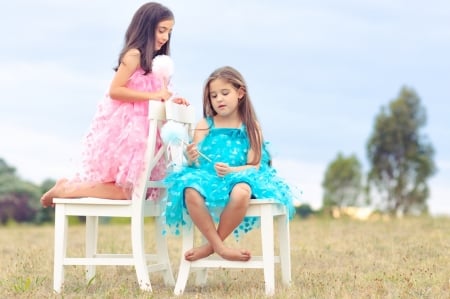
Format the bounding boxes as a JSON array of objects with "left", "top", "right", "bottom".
[{"left": 164, "top": 66, "right": 296, "bottom": 262}]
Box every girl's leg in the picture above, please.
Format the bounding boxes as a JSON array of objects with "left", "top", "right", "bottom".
[
  {"left": 40, "top": 178, "right": 128, "bottom": 208},
  {"left": 183, "top": 188, "right": 216, "bottom": 260},
  {"left": 216, "top": 182, "right": 251, "bottom": 246},
  {"left": 184, "top": 184, "right": 251, "bottom": 261}
]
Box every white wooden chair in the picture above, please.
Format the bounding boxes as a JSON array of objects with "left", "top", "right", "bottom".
[
  {"left": 174, "top": 199, "right": 292, "bottom": 296},
  {"left": 52, "top": 101, "right": 194, "bottom": 293}
]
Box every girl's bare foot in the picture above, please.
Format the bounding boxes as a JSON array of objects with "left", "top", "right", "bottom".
[
  {"left": 216, "top": 246, "right": 251, "bottom": 261},
  {"left": 185, "top": 244, "right": 251, "bottom": 262},
  {"left": 185, "top": 244, "right": 214, "bottom": 261},
  {"left": 40, "top": 179, "right": 68, "bottom": 208}
]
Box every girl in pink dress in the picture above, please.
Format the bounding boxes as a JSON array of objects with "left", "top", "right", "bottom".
[{"left": 41, "top": 2, "right": 188, "bottom": 207}]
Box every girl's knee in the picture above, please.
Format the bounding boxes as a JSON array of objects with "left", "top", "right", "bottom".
[
  {"left": 184, "top": 188, "right": 203, "bottom": 206},
  {"left": 231, "top": 183, "right": 251, "bottom": 203}
]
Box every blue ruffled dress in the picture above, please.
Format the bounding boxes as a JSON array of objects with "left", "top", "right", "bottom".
[{"left": 163, "top": 117, "right": 297, "bottom": 239}]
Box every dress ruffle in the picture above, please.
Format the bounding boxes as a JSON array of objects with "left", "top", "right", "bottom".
[
  {"left": 163, "top": 117, "right": 298, "bottom": 239},
  {"left": 74, "top": 67, "right": 166, "bottom": 200}
]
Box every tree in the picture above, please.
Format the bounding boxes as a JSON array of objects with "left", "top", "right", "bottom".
[
  {"left": 0, "top": 158, "right": 16, "bottom": 175},
  {"left": 296, "top": 203, "right": 314, "bottom": 219},
  {"left": 366, "top": 86, "right": 436, "bottom": 215},
  {"left": 0, "top": 158, "right": 58, "bottom": 224},
  {"left": 322, "top": 152, "right": 364, "bottom": 208},
  {"left": 0, "top": 158, "right": 42, "bottom": 224}
]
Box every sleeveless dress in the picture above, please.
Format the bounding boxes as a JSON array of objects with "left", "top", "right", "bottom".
[
  {"left": 163, "top": 117, "right": 297, "bottom": 239},
  {"left": 75, "top": 66, "right": 166, "bottom": 200}
]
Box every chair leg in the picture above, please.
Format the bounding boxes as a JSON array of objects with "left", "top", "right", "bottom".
[
  {"left": 53, "top": 205, "right": 68, "bottom": 293},
  {"left": 131, "top": 215, "right": 152, "bottom": 291},
  {"left": 277, "top": 213, "right": 291, "bottom": 286},
  {"left": 174, "top": 222, "right": 194, "bottom": 295},
  {"left": 155, "top": 216, "right": 175, "bottom": 286},
  {"left": 260, "top": 205, "right": 275, "bottom": 296},
  {"left": 85, "top": 216, "right": 98, "bottom": 282}
]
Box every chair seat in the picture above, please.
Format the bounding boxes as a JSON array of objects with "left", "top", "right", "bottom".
[
  {"left": 53, "top": 197, "right": 132, "bottom": 205},
  {"left": 246, "top": 199, "right": 287, "bottom": 216},
  {"left": 53, "top": 197, "right": 163, "bottom": 217}
]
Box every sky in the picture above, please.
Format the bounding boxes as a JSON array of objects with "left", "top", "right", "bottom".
[{"left": 1, "top": 0, "right": 449, "bottom": 215}]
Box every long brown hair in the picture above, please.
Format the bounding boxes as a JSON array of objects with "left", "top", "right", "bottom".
[
  {"left": 114, "top": 2, "right": 174, "bottom": 74},
  {"left": 202, "top": 66, "right": 263, "bottom": 165}
]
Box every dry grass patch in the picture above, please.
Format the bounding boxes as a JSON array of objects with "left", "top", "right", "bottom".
[{"left": 0, "top": 216, "right": 449, "bottom": 298}]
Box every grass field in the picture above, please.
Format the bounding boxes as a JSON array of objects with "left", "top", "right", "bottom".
[{"left": 0, "top": 216, "right": 449, "bottom": 298}]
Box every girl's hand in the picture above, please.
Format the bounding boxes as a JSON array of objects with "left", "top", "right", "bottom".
[
  {"left": 186, "top": 143, "right": 199, "bottom": 163},
  {"left": 214, "top": 162, "right": 232, "bottom": 177},
  {"left": 158, "top": 78, "right": 172, "bottom": 101},
  {"left": 159, "top": 86, "right": 172, "bottom": 101},
  {"left": 171, "top": 97, "right": 189, "bottom": 105}
]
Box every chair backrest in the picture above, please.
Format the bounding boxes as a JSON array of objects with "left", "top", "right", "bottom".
[
  {"left": 131, "top": 101, "right": 196, "bottom": 207},
  {"left": 130, "top": 101, "right": 166, "bottom": 208},
  {"left": 165, "top": 101, "right": 196, "bottom": 168},
  {"left": 165, "top": 100, "right": 197, "bottom": 126}
]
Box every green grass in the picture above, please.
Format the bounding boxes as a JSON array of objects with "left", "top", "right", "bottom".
[{"left": 0, "top": 216, "right": 449, "bottom": 298}]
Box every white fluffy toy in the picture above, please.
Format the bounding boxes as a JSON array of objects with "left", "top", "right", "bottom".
[
  {"left": 152, "top": 54, "right": 174, "bottom": 82},
  {"left": 160, "top": 121, "right": 212, "bottom": 163},
  {"left": 160, "top": 120, "right": 189, "bottom": 146}
]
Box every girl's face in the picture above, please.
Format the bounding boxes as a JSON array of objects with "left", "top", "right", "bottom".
[
  {"left": 209, "top": 78, "right": 244, "bottom": 117},
  {"left": 154, "top": 19, "right": 174, "bottom": 50}
]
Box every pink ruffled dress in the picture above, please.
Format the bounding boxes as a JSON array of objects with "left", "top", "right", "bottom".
[{"left": 76, "top": 67, "right": 166, "bottom": 200}]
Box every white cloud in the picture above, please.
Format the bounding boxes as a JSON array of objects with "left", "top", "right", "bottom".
[
  {"left": 0, "top": 123, "right": 81, "bottom": 184},
  {"left": 0, "top": 61, "right": 111, "bottom": 138},
  {"left": 0, "top": 61, "right": 107, "bottom": 89}
]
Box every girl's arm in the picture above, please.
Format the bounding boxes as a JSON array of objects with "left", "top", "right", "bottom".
[
  {"left": 239, "top": 126, "right": 263, "bottom": 171},
  {"left": 214, "top": 158, "right": 259, "bottom": 177},
  {"left": 185, "top": 119, "right": 209, "bottom": 164},
  {"left": 216, "top": 151, "right": 260, "bottom": 175},
  {"left": 109, "top": 49, "right": 172, "bottom": 102},
  {"left": 192, "top": 118, "right": 209, "bottom": 144}
]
